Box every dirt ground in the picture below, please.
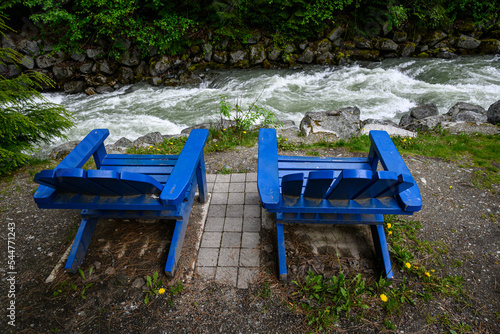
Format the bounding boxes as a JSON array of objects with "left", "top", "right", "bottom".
[{"left": 0, "top": 137, "right": 499, "bottom": 333}]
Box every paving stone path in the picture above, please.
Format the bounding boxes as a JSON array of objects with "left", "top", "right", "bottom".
[{"left": 196, "top": 173, "right": 263, "bottom": 289}]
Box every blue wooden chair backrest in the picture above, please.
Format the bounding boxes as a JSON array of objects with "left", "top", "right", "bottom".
[
  {"left": 281, "top": 169, "right": 414, "bottom": 200},
  {"left": 34, "top": 168, "right": 164, "bottom": 196}
]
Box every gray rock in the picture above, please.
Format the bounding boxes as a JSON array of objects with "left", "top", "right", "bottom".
[
  {"left": 333, "top": 38, "right": 344, "bottom": 48},
  {"left": 229, "top": 50, "right": 248, "bottom": 65},
  {"left": 95, "top": 85, "right": 114, "bottom": 94},
  {"left": 299, "top": 107, "right": 361, "bottom": 139},
  {"left": 361, "top": 124, "right": 416, "bottom": 137},
  {"left": 150, "top": 77, "right": 162, "bottom": 86},
  {"left": 327, "top": 26, "right": 344, "bottom": 41},
  {"left": 86, "top": 48, "right": 104, "bottom": 60},
  {"left": 401, "top": 43, "right": 416, "bottom": 57},
  {"left": 246, "top": 31, "right": 261, "bottom": 44},
  {"left": 410, "top": 104, "right": 439, "bottom": 119},
  {"left": 487, "top": 100, "right": 500, "bottom": 124},
  {"left": 20, "top": 55, "right": 35, "bottom": 69},
  {"left": 0, "top": 63, "right": 7, "bottom": 75},
  {"left": 181, "top": 123, "right": 213, "bottom": 134},
  {"left": 133, "top": 132, "right": 164, "bottom": 147},
  {"left": 298, "top": 41, "right": 309, "bottom": 51},
  {"left": 406, "top": 114, "right": 451, "bottom": 132},
  {"left": 213, "top": 51, "right": 228, "bottom": 64},
  {"left": 63, "top": 81, "right": 86, "bottom": 94},
  {"left": 132, "top": 278, "right": 145, "bottom": 289},
  {"left": 297, "top": 48, "right": 314, "bottom": 64},
  {"left": 119, "top": 46, "right": 141, "bottom": 66},
  {"left": 436, "top": 51, "right": 458, "bottom": 59},
  {"left": 451, "top": 111, "right": 487, "bottom": 122},
  {"left": 354, "top": 37, "right": 372, "bottom": 49},
  {"left": 202, "top": 43, "right": 213, "bottom": 62},
  {"left": 315, "top": 52, "right": 335, "bottom": 64},
  {"left": 424, "top": 30, "right": 447, "bottom": 47},
  {"left": 113, "top": 137, "right": 133, "bottom": 148},
  {"left": 179, "top": 72, "right": 202, "bottom": 85},
  {"left": 316, "top": 39, "right": 332, "bottom": 53},
  {"left": 18, "top": 39, "right": 40, "bottom": 56},
  {"left": 134, "top": 61, "right": 149, "bottom": 79},
  {"left": 267, "top": 46, "right": 282, "bottom": 61},
  {"left": 441, "top": 121, "right": 500, "bottom": 135},
  {"left": 50, "top": 140, "right": 80, "bottom": 160},
  {"left": 362, "top": 118, "right": 399, "bottom": 127},
  {"left": 149, "top": 56, "right": 172, "bottom": 76},
  {"left": 6, "top": 65, "right": 21, "bottom": 78},
  {"left": 398, "top": 114, "right": 413, "bottom": 128},
  {"left": 70, "top": 52, "right": 86, "bottom": 62},
  {"left": 373, "top": 38, "right": 398, "bottom": 51},
  {"left": 392, "top": 31, "right": 407, "bottom": 43},
  {"left": 117, "top": 66, "right": 134, "bottom": 84},
  {"left": 480, "top": 39, "right": 500, "bottom": 54},
  {"left": 53, "top": 64, "right": 75, "bottom": 81},
  {"left": 447, "top": 102, "right": 486, "bottom": 118},
  {"left": 96, "top": 60, "right": 114, "bottom": 75},
  {"left": 36, "top": 52, "right": 66, "bottom": 68},
  {"left": 456, "top": 34, "right": 481, "bottom": 49},
  {"left": 283, "top": 44, "right": 297, "bottom": 54},
  {"left": 79, "top": 62, "right": 93, "bottom": 74},
  {"left": 249, "top": 43, "right": 266, "bottom": 65},
  {"left": 2, "top": 35, "right": 16, "bottom": 50}
]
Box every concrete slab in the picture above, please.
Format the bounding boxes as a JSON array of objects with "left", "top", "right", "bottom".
[
  {"left": 224, "top": 217, "right": 243, "bottom": 232},
  {"left": 197, "top": 248, "right": 219, "bottom": 267},
  {"left": 216, "top": 267, "right": 237, "bottom": 287},
  {"left": 218, "top": 248, "right": 240, "bottom": 266},
  {"left": 221, "top": 232, "right": 241, "bottom": 248},
  {"left": 241, "top": 232, "right": 260, "bottom": 249},
  {"left": 200, "top": 231, "right": 222, "bottom": 248},
  {"left": 237, "top": 267, "right": 259, "bottom": 289},
  {"left": 204, "top": 217, "right": 224, "bottom": 232},
  {"left": 239, "top": 248, "right": 260, "bottom": 267}
]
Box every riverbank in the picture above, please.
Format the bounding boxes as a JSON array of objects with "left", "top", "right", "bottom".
[{"left": 0, "top": 136, "right": 498, "bottom": 332}]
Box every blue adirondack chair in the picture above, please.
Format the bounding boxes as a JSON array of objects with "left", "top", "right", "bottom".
[
  {"left": 257, "top": 128, "right": 422, "bottom": 281},
  {"left": 33, "top": 128, "right": 209, "bottom": 277}
]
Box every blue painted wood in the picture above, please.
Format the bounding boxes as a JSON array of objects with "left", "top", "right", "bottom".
[
  {"left": 120, "top": 171, "right": 164, "bottom": 194},
  {"left": 257, "top": 129, "right": 422, "bottom": 282},
  {"left": 281, "top": 173, "right": 304, "bottom": 196},
  {"left": 326, "top": 169, "right": 373, "bottom": 199},
  {"left": 33, "top": 128, "right": 208, "bottom": 276},
  {"left": 65, "top": 218, "right": 98, "bottom": 273},
  {"left": 257, "top": 129, "right": 280, "bottom": 209},
  {"left": 303, "top": 170, "right": 335, "bottom": 198},
  {"left": 87, "top": 170, "right": 140, "bottom": 196},
  {"left": 369, "top": 131, "right": 422, "bottom": 212},
  {"left": 161, "top": 129, "right": 209, "bottom": 206}
]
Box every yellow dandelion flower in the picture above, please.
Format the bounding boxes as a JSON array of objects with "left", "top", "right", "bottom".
[
  {"left": 149, "top": 146, "right": 153, "bottom": 148},
  {"left": 431, "top": 269, "right": 435, "bottom": 272},
  {"left": 404, "top": 139, "right": 407, "bottom": 142},
  {"left": 157, "top": 148, "right": 160, "bottom": 151},
  {"left": 449, "top": 186, "right": 453, "bottom": 189},
  {"left": 387, "top": 223, "right": 392, "bottom": 229},
  {"left": 405, "top": 262, "right": 411, "bottom": 269},
  {"left": 388, "top": 231, "right": 393, "bottom": 235},
  {"left": 414, "top": 266, "right": 419, "bottom": 269},
  {"left": 158, "top": 288, "right": 166, "bottom": 294},
  {"left": 223, "top": 128, "right": 226, "bottom": 131},
  {"left": 362, "top": 128, "right": 365, "bottom": 131},
  {"left": 380, "top": 294, "right": 388, "bottom": 302},
  {"left": 285, "top": 138, "right": 288, "bottom": 141},
  {"left": 425, "top": 272, "right": 431, "bottom": 277}
]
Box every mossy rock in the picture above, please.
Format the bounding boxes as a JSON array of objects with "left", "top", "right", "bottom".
[
  {"left": 417, "top": 52, "right": 429, "bottom": 58},
  {"left": 479, "top": 39, "right": 500, "bottom": 54}
]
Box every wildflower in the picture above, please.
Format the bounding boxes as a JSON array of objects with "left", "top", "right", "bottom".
[
  {"left": 380, "top": 294, "right": 388, "bottom": 302},
  {"left": 157, "top": 148, "right": 160, "bottom": 151},
  {"left": 404, "top": 139, "right": 407, "bottom": 142},
  {"left": 431, "top": 269, "right": 435, "bottom": 272},
  {"left": 405, "top": 262, "right": 411, "bottom": 269},
  {"left": 388, "top": 231, "right": 393, "bottom": 235},
  {"left": 414, "top": 266, "right": 419, "bottom": 269},
  {"left": 425, "top": 272, "right": 431, "bottom": 277},
  {"left": 387, "top": 223, "right": 392, "bottom": 229},
  {"left": 285, "top": 138, "right": 288, "bottom": 141},
  {"left": 449, "top": 186, "right": 453, "bottom": 189},
  {"left": 362, "top": 128, "right": 365, "bottom": 131},
  {"left": 149, "top": 146, "right": 153, "bottom": 148},
  {"left": 158, "top": 288, "right": 166, "bottom": 294},
  {"left": 223, "top": 128, "right": 226, "bottom": 131}
]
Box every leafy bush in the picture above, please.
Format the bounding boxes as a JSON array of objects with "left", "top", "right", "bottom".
[{"left": 0, "top": 15, "right": 73, "bottom": 175}]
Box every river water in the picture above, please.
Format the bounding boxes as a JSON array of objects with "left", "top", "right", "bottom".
[{"left": 44, "top": 55, "right": 500, "bottom": 147}]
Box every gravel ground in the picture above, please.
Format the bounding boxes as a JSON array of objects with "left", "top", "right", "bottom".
[{"left": 0, "top": 136, "right": 499, "bottom": 333}]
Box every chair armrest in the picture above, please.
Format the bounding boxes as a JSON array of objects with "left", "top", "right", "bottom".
[
  {"left": 368, "top": 130, "right": 422, "bottom": 212},
  {"left": 160, "top": 129, "right": 209, "bottom": 206},
  {"left": 33, "top": 129, "right": 110, "bottom": 202},
  {"left": 258, "top": 128, "right": 280, "bottom": 209}
]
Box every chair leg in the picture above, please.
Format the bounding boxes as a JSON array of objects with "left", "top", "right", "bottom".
[
  {"left": 276, "top": 223, "right": 288, "bottom": 282},
  {"left": 370, "top": 224, "right": 393, "bottom": 280},
  {"left": 164, "top": 213, "right": 190, "bottom": 278},
  {"left": 65, "top": 218, "right": 98, "bottom": 273},
  {"left": 196, "top": 153, "right": 207, "bottom": 203}
]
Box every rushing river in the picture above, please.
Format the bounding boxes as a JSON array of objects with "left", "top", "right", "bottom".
[{"left": 44, "top": 55, "right": 500, "bottom": 148}]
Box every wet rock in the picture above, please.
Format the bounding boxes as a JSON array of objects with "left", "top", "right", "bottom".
[
  {"left": 315, "top": 39, "right": 332, "bottom": 53},
  {"left": 6, "top": 65, "right": 21, "bottom": 78},
  {"left": 456, "top": 34, "right": 481, "bottom": 49},
  {"left": 424, "top": 30, "right": 447, "bottom": 47},
  {"left": 373, "top": 38, "right": 398, "bottom": 51},
  {"left": 405, "top": 114, "right": 451, "bottom": 132},
  {"left": 149, "top": 55, "right": 172, "bottom": 76},
  {"left": 401, "top": 42, "right": 416, "bottom": 57},
  {"left": 114, "top": 137, "right": 133, "bottom": 148},
  {"left": 86, "top": 48, "right": 105, "bottom": 60},
  {"left": 53, "top": 64, "right": 75, "bottom": 81},
  {"left": 298, "top": 40, "right": 309, "bottom": 51},
  {"left": 267, "top": 46, "right": 282, "bottom": 61},
  {"left": 134, "top": 61, "right": 149, "bottom": 80},
  {"left": 487, "top": 100, "right": 500, "bottom": 125},
  {"left": 213, "top": 51, "right": 228, "bottom": 64},
  {"left": 93, "top": 59, "right": 115, "bottom": 75},
  {"left": 299, "top": 107, "right": 361, "bottom": 139},
  {"left": 50, "top": 140, "right": 80, "bottom": 159},
  {"left": 20, "top": 55, "right": 35, "bottom": 69},
  {"left": 133, "top": 132, "right": 164, "bottom": 147},
  {"left": 315, "top": 52, "right": 335, "bottom": 64},
  {"left": 179, "top": 71, "right": 202, "bottom": 85},
  {"left": 327, "top": 26, "right": 344, "bottom": 41},
  {"left": 63, "top": 81, "right": 86, "bottom": 94},
  {"left": 283, "top": 43, "right": 297, "bottom": 54},
  {"left": 36, "top": 51, "right": 66, "bottom": 68},
  {"left": 410, "top": 103, "right": 439, "bottom": 119},
  {"left": 436, "top": 50, "right": 458, "bottom": 59},
  {"left": 95, "top": 85, "right": 114, "bottom": 94},
  {"left": 354, "top": 37, "right": 372, "bottom": 49},
  {"left": 18, "top": 39, "right": 40, "bottom": 56},
  {"left": 447, "top": 102, "right": 486, "bottom": 118},
  {"left": 229, "top": 50, "right": 248, "bottom": 65},
  {"left": 117, "top": 66, "right": 134, "bottom": 84},
  {"left": 150, "top": 77, "right": 162, "bottom": 86},
  {"left": 202, "top": 43, "right": 213, "bottom": 62},
  {"left": 119, "top": 46, "right": 141, "bottom": 66},
  {"left": 392, "top": 31, "right": 407, "bottom": 43},
  {"left": 451, "top": 110, "right": 487, "bottom": 122},
  {"left": 349, "top": 49, "right": 380, "bottom": 61},
  {"left": 249, "top": 43, "right": 266, "bottom": 65},
  {"left": 70, "top": 52, "right": 86, "bottom": 62},
  {"left": 479, "top": 39, "right": 500, "bottom": 54},
  {"left": 297, "top": 48, "right": 314, "bottom": 64},
  {"left": 79, "top": 62, "right": 93, "bottom": 74}
]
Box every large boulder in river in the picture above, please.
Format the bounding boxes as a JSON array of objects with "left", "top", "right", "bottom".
[
  {"left": 299, "top": 107, "right": 361, "bottom": 139},
  {"left": 456, "top": 34, "right": 481, "bottom": 49},
  {"left": 410, "top": 103, "right": 439, "bottom": 119},
  {"left": 487, "top": 100, "right": 500, "bottom": 125},
  {"left": 446, "top": 102, "right": 487, "bottom": 122}
]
